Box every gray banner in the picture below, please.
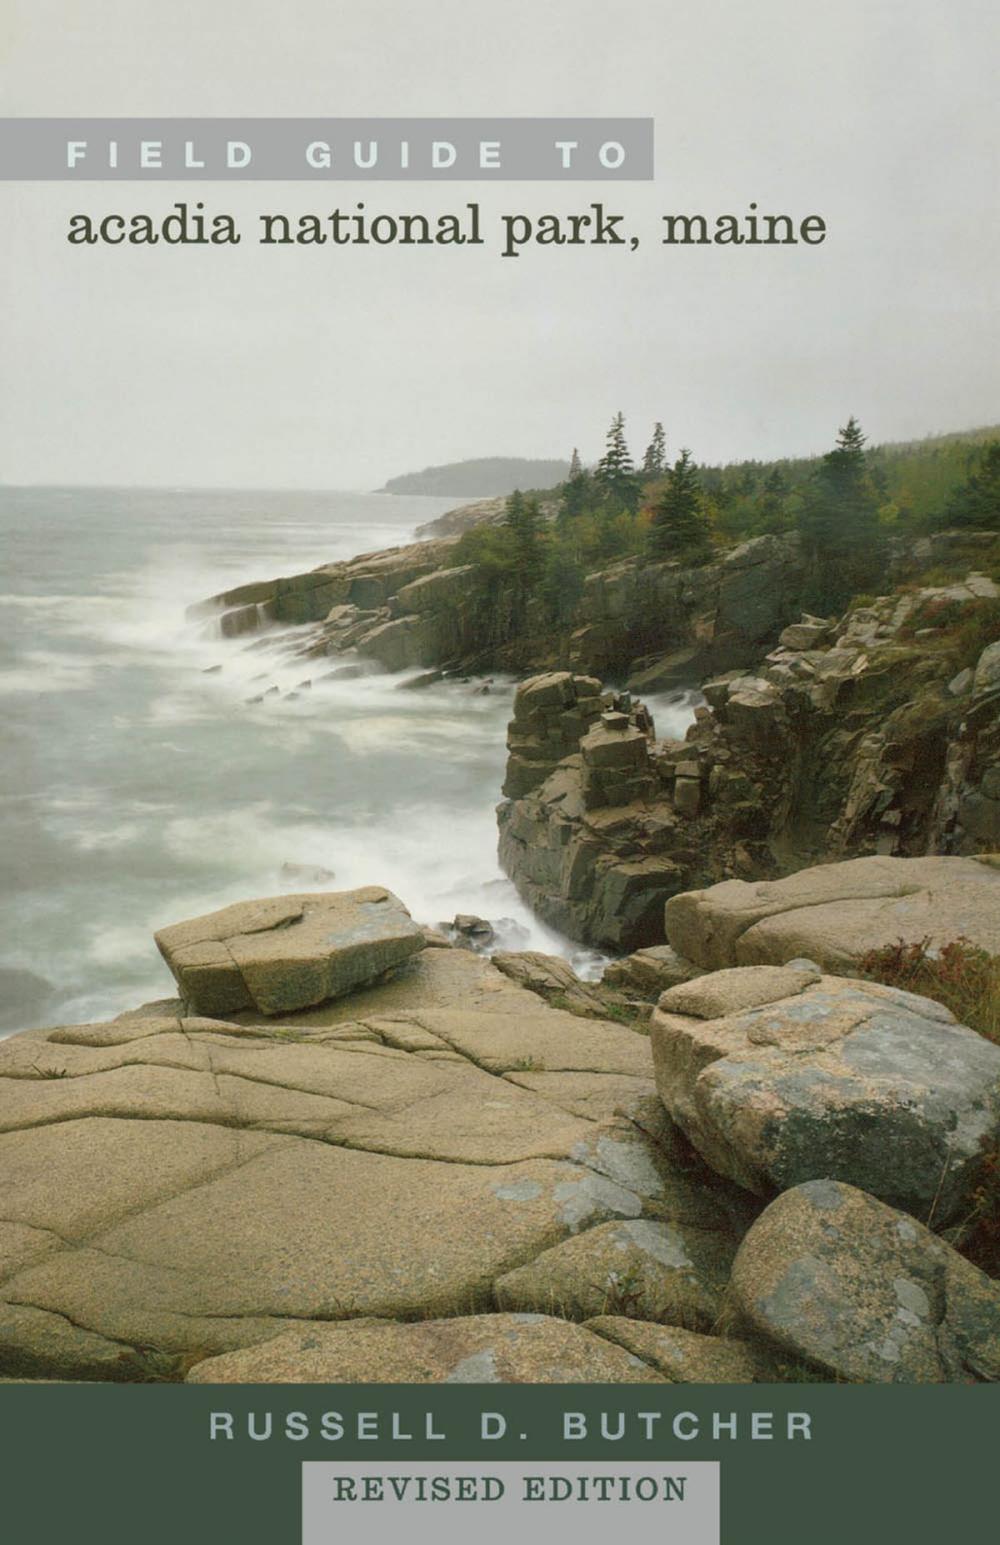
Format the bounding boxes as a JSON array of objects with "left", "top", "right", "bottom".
[
  {"left": 302, "top": 1461, "right": 719, "bottom": 1545},
  {"left": 0, "top": 118, "right": 654, "bottom": 180}
]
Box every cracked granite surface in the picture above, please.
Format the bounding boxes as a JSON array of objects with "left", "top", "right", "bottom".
[{"left": 0, "top": 946, "right": 748, "bottom": 1382}]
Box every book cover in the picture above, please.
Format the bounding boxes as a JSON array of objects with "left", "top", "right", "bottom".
[{"left": 0, "top": 2, "right": 997, "bottom": 1540}]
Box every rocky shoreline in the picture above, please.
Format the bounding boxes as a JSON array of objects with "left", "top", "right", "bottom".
[
  {"left": 193, "top": 515, "right": 1000, "bottom": 961},
  {"left": 1, "top": 856, "right": 998, "bottom": 1385},
  {"left": 496, "top": 561, "right": 999, "bottom": 952},
  {"left": 193, "top": 521, "right": 809, "bottom": 680},
  {"left": 3, "top": 509, "right": 999, "bottom": 1385}
]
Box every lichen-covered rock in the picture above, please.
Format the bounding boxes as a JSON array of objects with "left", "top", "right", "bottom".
[
  {"left": 155, "top": 887, "right": 425, "bottom": 1016},
  {"left": 730, "top": 1180, "right": 1000, "bottom": 1382},
  {"left": 650, "top": 965, "right": 1000, "bottom": 1220},
  {"left": 585, "top": 1317, "right": 777, "bottom": 1382},
  {"left": 665, "top": 855, "right": 1000, "bottom": 973},
  {"left": 495, "top": 1217, "right": 737, "bottom": 1329},
  {"left": 186, "top": 1313, "right": 666, "bottom": 1384}
]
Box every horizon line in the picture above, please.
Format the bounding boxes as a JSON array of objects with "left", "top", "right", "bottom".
[{"left": 1, "top": 419, "right": 997, "bottom": 496}]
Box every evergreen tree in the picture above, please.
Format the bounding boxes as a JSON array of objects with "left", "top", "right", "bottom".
[
  {"left": 841, "top": 416, "right": 866, "bottom": 453},
  {"left": 559, "top": 447, "right": 591, "bottom": 524},
  {"left": 505, "top": 488, "right": 526, "bottom": 526},
  {"left": 641, "top": 422, "right": 667, "bottom": 477},
  {"left": 595, "top": 412, "right": 640, "bottom": 513},
  {"left": 762, "top": 466, "right": 787, "bottom": 501},
  {"left": 647, "top": 449, "right": 712, "bottom": 560},
  {"left": 757, "top": 466, "right": 790, "bottom": 529},
  {"left": 540, "top": 547, "right": 585, "bottom": 625},
  {"left": 505, "top": 490, "right": 546, "bottom": 587},
  {"left": 797, "top": 417, "right": 883, "bottom": 610},
  {"left": 945, "top": 442, "right": 1000, "bottom": 529}
]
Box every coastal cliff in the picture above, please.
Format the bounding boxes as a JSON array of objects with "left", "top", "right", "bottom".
[
  {"left": 195, "top": 525, "right": 808, "bottom": 682},
  {"left": 191, "top": 496, "right": 1000, "bottom": 959},
  {"left": 496, "top": 568, "right": 1000, "bottom": 951}
]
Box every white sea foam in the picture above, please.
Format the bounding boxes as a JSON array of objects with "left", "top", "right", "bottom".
[
  {"left": 0, "top": 649, "right": 100, "bottom": 695},
  {"left": 0, "top": 486, "right": 698, "bottom": 1034}
]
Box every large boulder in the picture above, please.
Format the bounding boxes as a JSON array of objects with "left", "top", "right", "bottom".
[
  {"left": 730, "top": 1180, "right": 1000, "bottom": 1382},
  {"left": 585, "top": 1317, "right": 778, "bottom": 1382},
  {"left": 650, "top": 965, "right": 1000, "bottom": 1220},
  {"left": 154, "top": 887, "right": 425, "bottom": 1016},
  {"left": 665, "top": 855, "right": 1000, "bottom": 972},
  {"left": 495, "top": 1217, "right": 737, "bottom": 1330}
]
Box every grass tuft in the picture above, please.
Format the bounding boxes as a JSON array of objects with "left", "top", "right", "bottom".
[
  {"left": 859, "top": 935, "right": 1000, "bottom": 1044},
  {"left": 861, "top": 935, "right": 1000, "bottom": 1276}
]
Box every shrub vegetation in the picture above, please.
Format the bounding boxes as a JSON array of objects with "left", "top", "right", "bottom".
[
  {"left": 453, "top": 414, "right": 1000, "bottom": 650},
  {"left": 860, "top": 936, "right": 1000, "bottom": 1277}
]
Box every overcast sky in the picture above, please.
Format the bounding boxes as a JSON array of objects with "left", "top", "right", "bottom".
[{"left": 0, "top": 0, "right": 996, "bottom": 488}]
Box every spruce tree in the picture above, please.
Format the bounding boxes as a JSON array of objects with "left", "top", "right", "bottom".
[
  {"left": 595, "top": 412, "right": 640, "bottom": 513},
  {"left": 647, "top": 449, "right": 712, "bottom": 560},
  {"left": 559, "top": 447, "right": 590, "bottom": 524},
  {"left": 642, "top": 422, "right": 667, "bottom": 477},
  {"left": 945, "top": 442, "right": 1000, "bottom": 529},
  {"left": 540, "top": 547, "right": 585, "bottom": 625},
  {"left": 505, "top": 490, "right": 545, "bottom": 587},
  {"left": 505, "top": 488, "right": 526, "bottom": 525},
  {"left": 797, "top": 417, "right": 882, "bottom": 610},
  {"left": 758, "top": 466, "right": 789, "bottom": 528},
  {"left": 762, "top": 466, "right": 787, "bottom": 501}
]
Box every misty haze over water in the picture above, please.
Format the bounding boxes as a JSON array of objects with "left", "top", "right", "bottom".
[{"left": 0, "top": 484, "right": 697, "bottom": 1033}]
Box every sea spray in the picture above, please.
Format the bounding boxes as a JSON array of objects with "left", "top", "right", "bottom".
[{"left": 0, "top": 485, "right": 697, "bottom": 1033}]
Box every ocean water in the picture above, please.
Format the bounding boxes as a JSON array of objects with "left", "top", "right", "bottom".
[{"left": 0, "top": 486, "right": 698, "bottom": 1034}]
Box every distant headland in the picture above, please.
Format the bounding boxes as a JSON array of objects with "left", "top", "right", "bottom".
[{"left": 380, "top": 456, "right": 570, "bottom": 497}]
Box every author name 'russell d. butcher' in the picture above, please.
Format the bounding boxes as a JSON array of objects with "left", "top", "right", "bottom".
[{"left": 208, "top": 1408, "right": 813, "bottom": 1442}]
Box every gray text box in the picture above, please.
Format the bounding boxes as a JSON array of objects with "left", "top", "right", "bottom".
[
  {"left": 302, "top": 1460, "right": 719, "bottom": 1545},
  {"left": 0, "top": 119, "right": 653, "bottom": 180}
]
